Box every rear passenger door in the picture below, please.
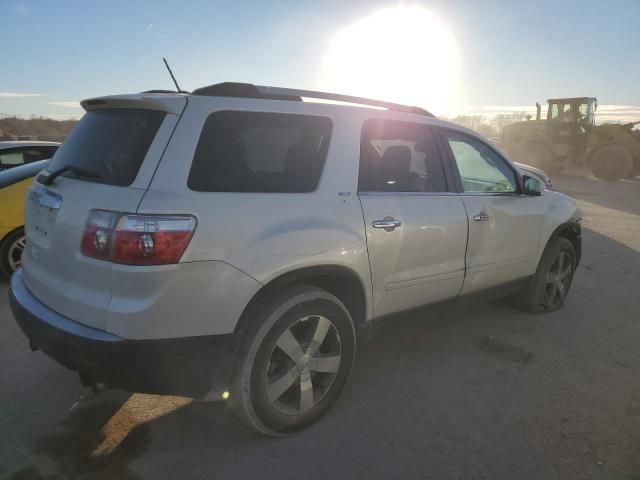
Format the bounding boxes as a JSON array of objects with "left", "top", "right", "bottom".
[
  {"left": 438, "top": 129, "right": 544, "bottom": 294},
  {"left": 358, "top": 119, "right": 469, "bottom": 318}
]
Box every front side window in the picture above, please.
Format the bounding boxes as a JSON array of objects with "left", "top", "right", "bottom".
[
  {"left": 578, "top": 102, "right": 594, "bottom": 125},
  {"left": 358, "top": 119, "right": 446, "bottom": 193},
  {"left": 444, "top": 131, "right": 517, "bottom": 194},
  {"left": 561, "top": 104, "right": 576, "bottom": 123},
  {"left": 189, "top": 111, "right": 332, "bottom": 193}
]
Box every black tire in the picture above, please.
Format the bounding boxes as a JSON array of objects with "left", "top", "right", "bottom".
[
  {"left": 231, "top": 284, "right": 356, "bottom": 436},
  {"left": 0, "top": 228, "right": 26, "bottom": 278},
  {"left": 589, "top": 144, "right": 633, "bottom": 181},
  {"left": 511, "top": 237, "right": 576, "bottom": 314},
  {"left": 626, "top": 160, "right": 640, "bottom": 178}
]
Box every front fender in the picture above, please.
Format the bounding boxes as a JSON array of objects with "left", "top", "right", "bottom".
[{"left": 534, "top": 191, "right": 582, "bottom": 266}]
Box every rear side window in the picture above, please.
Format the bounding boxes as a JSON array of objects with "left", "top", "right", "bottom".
[
  {"left": 0, "top": 147, "right": 55, "bottom": 170},
  {"left": 48, "top": 109, "right": 166, "bottom": 186},
  {"left": 0, "top": 150, "right": 25, "bottom": 169},
  {"left": 359, "top": 119, "right": 447, "bottom": 192},
  {"left": 188, "top": 111, "right": 332, "bottom": 193}
]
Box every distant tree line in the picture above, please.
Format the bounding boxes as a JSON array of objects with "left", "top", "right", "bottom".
[
  {"left": 444, "top": 112, "right": 530, "bottom": 138},
  {"left": 0, "top": 111, "right": 532, "bottom": 142},
  {"left": 0, "top": 115, "right": 79, "bottom": 141}
]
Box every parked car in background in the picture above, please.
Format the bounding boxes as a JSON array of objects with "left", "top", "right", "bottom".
[
  {"left": 10, "top": 84, "right": 581, "bottom": 435},
  {"left": 0, "top": 141, "right": 59, "bottom": 171},
  {"left": 0, "top": 159, "right": 50, "bottom": 277}
]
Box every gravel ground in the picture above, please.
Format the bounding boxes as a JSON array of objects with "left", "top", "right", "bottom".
[{"left": 1, "top": 171, "right": 639, "bottom": 480}]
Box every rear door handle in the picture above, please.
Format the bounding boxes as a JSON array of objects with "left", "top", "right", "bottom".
[
  {"left": 372, "top": 217, "right": 402, "bottom": 231},
  {"left": 473, "top": 213, "right": 490, "bottom": 222}
]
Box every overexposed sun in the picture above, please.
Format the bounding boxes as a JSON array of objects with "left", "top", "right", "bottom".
[{"left": 319, "top": 6, "right": 460, "bottom": 115}]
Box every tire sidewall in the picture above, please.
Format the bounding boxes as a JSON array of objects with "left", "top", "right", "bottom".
[
  {"left": 233, "top": 286, "right": 356, "bottom": 435},
  {"left": 0, "top": 228, "right": 25, "bottom": 278},
  {"left": 590, "top": 144, "right": 633, "bottom": 180},
  {"left": 530, "top": 237, "right": 576, "bottom": 313}
]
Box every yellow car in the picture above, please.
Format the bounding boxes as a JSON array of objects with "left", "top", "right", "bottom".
[{"left": 0, "top": 159, "right": 50, "bottom": 277}]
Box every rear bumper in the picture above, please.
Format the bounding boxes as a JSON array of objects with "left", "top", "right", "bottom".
[{"left": 9, "top": 270, "right": 240, "bottom": 399}]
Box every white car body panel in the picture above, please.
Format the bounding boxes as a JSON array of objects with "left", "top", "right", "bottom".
[{"left": 19, "top": 92, "right": 580, "bottom": 341}]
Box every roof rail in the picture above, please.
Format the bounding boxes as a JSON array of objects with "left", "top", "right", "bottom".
[
  {"left": 142, "top": 89, "right": 190, "bottom": 94},
  {"left": 191, "top": 82, "right": 435, "bottom": 117}
]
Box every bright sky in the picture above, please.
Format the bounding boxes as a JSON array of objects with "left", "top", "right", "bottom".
[{"left": 1, "top": 0, "right": 639, "bottom": 121}]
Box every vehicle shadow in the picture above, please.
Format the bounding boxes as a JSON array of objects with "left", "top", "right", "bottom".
[{"left": 6, "top": 228, "right": 640, "bottom": 480}]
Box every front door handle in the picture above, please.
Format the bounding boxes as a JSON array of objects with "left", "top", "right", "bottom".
[
  {"left": 473, "top": 213, "right": 490, "bottom": 222},
  {"left": 372, "top": 216, "right": 402, "bottom": 231}
]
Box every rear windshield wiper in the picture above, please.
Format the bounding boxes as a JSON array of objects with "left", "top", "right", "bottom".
[{"left": 37, "top": 165, "right": 102, "bottom": 186}]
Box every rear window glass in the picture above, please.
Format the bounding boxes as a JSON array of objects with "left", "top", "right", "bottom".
[
  {"left": 188, "top": 111, "right": 332, "bottom": 193},
  {"left": 48, "top": 109, "right": 166, "bottom": 186}
]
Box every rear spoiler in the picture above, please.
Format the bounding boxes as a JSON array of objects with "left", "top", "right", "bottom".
[{"left": 80, "top": 94, "right": 186, "bottom": 116}]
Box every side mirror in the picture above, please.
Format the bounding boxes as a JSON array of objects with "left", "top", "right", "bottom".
[{"left": 523, "top": 175, "right": 542, "bottom": 196}]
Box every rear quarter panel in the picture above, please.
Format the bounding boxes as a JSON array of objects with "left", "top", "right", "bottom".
[{"left": 135, "top": 97, "right": 374, "bottom": 333}]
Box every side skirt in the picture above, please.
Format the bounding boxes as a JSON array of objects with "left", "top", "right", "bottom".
[{"left": 370, "top": 276, "right": 531, "bottom": 331}]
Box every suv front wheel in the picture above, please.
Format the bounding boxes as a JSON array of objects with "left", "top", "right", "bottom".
[
  {"left": 512, "top": 236, "right": 576, "bottom": 313},
  {"left": 231, "top": 285, "right": 356, "bottom": 436}
]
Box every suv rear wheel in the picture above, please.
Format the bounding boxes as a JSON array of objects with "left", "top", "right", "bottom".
[
  {"left": 231, "top": 285, "right": 356, "bottom": 436},
  {"left": 512, "top": 236, "right": 576, "bottom": 313}
]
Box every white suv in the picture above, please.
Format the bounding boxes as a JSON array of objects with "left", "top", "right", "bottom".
[{"left": 10, "top": 83, "right": 582, "bottom": 435}]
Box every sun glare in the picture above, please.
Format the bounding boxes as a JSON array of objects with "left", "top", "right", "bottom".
[{"left": 320, "top": 6, "right": 460, "bottom": 115}]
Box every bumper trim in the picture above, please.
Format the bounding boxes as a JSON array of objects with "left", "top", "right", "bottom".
[{"left": 9, "top": 270, "right": 240, "bottom": 398}]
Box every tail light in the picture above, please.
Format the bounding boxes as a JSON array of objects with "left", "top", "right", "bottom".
[{"left": 81, "top": 210, "right": 196, "bottom": 265}]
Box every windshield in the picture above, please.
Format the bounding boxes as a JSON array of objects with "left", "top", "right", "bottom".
[{"left": 48, "top": 109, "right": 165, "bottom": 186}]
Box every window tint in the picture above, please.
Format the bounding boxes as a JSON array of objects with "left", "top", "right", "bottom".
[
  {"left": 48, "top": 109, "right": 166, "bottom": 186},
  {"left": 0, "top": 147, "right": 55, "bottom": 169},
  {"left": 0, "top": 151, "right": 25, "bottom": 168},
  {"left": 444, "top": 131, "right": 517, "bottom": 193},
  {"left": 189, "top": 111, "right": 332, "bottom": 193},
  {"left": 359, "top": 119, "right": 446, "bottom": 192}
]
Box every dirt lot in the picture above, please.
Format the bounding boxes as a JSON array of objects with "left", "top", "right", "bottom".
[{"left": 1, "top": 172, "right": 639, "bottom": 480}]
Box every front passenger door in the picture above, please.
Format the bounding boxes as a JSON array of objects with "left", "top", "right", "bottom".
[{"left": 440, "top": 129, "right": 545, "bottom": 294}]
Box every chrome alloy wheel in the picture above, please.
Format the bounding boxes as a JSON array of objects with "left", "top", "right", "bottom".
[
  {"left": 7, "top": 234, "right": 26, "bottom": 273},
  {"left": 264, "top": 315, "right": 341, "bottom": 415},
  {"left": 544, "top": 251, "right": 573, "bottom": 307}
]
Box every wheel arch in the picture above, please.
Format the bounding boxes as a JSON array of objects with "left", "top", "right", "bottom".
[
  {"left": 234, "top": 265, "right": 370, "bottom": 337},
  {"left": 546, "top": 221, "right": 582, "bottom": 266}
]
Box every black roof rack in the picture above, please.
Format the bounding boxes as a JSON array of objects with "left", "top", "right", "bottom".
[
  {"left": 142, "top": 89, "right": 190, "bottom": 94},
  {"left": 191, "top": 82, "right": 435, "bottom": 117}
]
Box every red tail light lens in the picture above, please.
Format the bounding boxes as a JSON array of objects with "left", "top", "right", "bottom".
[
  {"left": 81, "top": 210, "right": 119, "bottom": 260},
  {"left": 81, "top": 210, "right": 196, "bottom": 265},
  {"left": 112, "top": 215, "right": 196, "bottom": 265}
]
